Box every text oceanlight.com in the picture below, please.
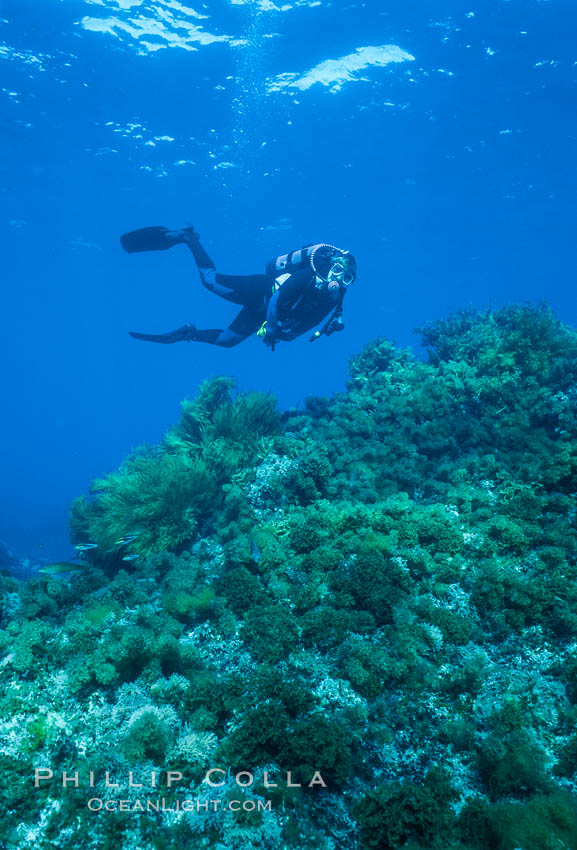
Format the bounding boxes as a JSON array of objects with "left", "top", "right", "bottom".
[{"left": 87, "top": 798, "right": 272, "bottom": 813}]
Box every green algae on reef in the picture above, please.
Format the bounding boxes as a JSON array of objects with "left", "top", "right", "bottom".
[{"left": 2, "top": 304, "right": 577, "bottom": 849}]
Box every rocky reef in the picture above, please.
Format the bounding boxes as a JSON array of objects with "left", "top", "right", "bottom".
[{"left": 1, "top": 303, "right": 577, "bottom": 849}]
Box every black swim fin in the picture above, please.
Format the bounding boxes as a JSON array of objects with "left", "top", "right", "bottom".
[
  {"left": 129, "top": 324, "right": 198, "bottom": 344},
  {"left": 120, "top": 226, "right": 174, "bottom": 253}
]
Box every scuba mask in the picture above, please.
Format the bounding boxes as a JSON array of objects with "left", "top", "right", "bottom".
[{"left": 327, "top": 260, "right": 356, "bottom": 286}]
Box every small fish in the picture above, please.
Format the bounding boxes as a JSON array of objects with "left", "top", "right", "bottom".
[
  {"left": 250, "top": 540, "right": 261, "bottom": 563},
  {"left": 122, "top": 554, "right": 139, "bottom": 562},
  {"left": 68, "top": 239, "right": 103, "bottom": 251},
  {"left": 39, "top": 562, "right": 86, "bottom": 576},
  {"left": 74, "top": 543, "right": 98, "bottom": 551},
  {"left": 115, "top": 534, "right": 140, "bottom": 546}
]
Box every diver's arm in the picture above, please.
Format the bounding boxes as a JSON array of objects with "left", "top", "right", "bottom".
[
  {"left": 309, "top": 289, "right": 346, "bottom": 341},
  {"left": 324, "top": 306, "right": 345, "bottom": 335},
  {"left": 265, "top": 272, "right": 311, "bottom": 339},
  {"left": 265, "top": 290, "right": 281, "bottom": 338}
]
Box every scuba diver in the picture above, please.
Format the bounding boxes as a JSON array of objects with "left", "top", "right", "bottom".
[{"left": 120, "top": 225, "right": 356, "bottom": 350}]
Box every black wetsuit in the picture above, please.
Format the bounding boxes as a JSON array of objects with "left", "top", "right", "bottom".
[{"left": 185, "top": 236, "right": 345, "bottom": 348}]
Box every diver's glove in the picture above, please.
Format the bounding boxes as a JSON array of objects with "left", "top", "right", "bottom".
[
  {"left": 129, "top": 324, "right": 198, "bottom": 344},
  {"left": 309, "top": 315, "right": 344, "bottom": 342},
  {"left": 325, "top": 316, "right": 344, "bottom": 336},
  {"left": 257, "top": 321, "right": 277, "bottom": 351}
]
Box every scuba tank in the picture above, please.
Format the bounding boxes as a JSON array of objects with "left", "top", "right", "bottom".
[{"left": 265, "top": 243, "right": 348, "bottom": 289}]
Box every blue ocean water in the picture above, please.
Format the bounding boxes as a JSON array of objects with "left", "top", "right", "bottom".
[{"left": 1, "top": 0, "right": 575, "bottom": 565}]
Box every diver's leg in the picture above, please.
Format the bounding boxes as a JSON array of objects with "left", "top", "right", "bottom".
[
  {"left": 167, "top": 227, "right": 269, "bottom": 307},
  {"left": 175, "top": 227, "right": 216, "bottom": 269},
  {"left": 199, "top": 269, "right": 269, "bottom": 307},
  {"left": 193, "top": 306, "right": 266, "bottom": 347},
  {"left": 129, "top": 308, "right": 265, "bottom": 348}
]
